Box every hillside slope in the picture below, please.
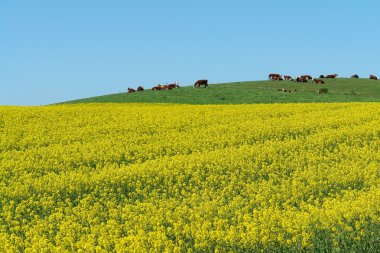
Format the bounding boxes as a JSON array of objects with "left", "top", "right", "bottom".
[{"left": 61, "top": 78, "right": 380, "bottom": 104}]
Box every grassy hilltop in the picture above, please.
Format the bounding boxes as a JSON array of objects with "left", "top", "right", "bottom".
[{"left": 61, "top": 78, "right": 380, "bottom": 104}]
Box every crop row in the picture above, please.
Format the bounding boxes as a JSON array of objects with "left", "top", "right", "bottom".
[{"left": 0, "top": 103, "right": 379, "bottom": 252}]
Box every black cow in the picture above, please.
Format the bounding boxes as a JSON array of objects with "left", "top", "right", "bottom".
[{"left": 194, "top": 79, "right": 208, "bottom": 88}]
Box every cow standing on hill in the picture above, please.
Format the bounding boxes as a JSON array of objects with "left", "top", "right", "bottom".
[
  {"left": 161, "top": 85, "right": 172, "bottom": 90},
  {"left": 300, "top": 75, "right": 313, "bottom": 80},
  {"left": 137, "top": 86, "right": 144, "bottom": 91},
  {"left": 271, "top": 76, "right": 283, "bottom": 81},
  {"left": 167, "top": 83, "right": 180, "bottom": 89},
  {"left": 351, "top": 74, "right": 359, "bottom": 78},
  {"left": 268, "top": 73, "right": 282, "bottom": 80},
  {"left": 326, "top": 74, "right": 338, "bottom": 78},
  {"left": 194, "top": 79, "right": 208, "bottom": 88},
  {"left": 370, "top": 75, "right": 378, "bottom": 80},
  {"left": 128, "top": 88, "right": 136, "bottom": 93},
  {"left": 152, "top": 85, "right": 163, "bottom": 90},
  {"left": 295, "top": 77, "right": 308, "bottom": 83}
]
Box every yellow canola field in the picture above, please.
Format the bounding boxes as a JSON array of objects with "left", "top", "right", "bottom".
[{"left": 0, "top": 103, "right": 379, "bottom": 252}]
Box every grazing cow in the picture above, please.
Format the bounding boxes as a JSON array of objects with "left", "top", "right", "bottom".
[
  {"left": 284, "top": 75, "right": 293, "bottom": 81},
  {"left": 351, "top": 74, "right": 359, "bottom": 78},
  {"left": 152, "top": 85, "right": 163, "bottom": 90},
  {"left": 271, "top": 76, "right": 284, "bottom": 81},
  {"left": 268, "top": 73, "right": 281, "bottom": 80},
  {"left": 300, "top": 75, "right": 312, "bottom": 80},
  {"left": 295, "top": 77, "right": 308, "bottom": 83},
  {"left": 325, "top": 74, "right": 338, "bottom": 78},
  {"left": 161, "top": 85, "right": 172, "bottom": 90},
  {"left": 319, "top": 75, "right": 325, "bottom": 78},
  {"left": 313, "top": 78, "right": 325, "bottom": 84},
  {"left": 194, "top": 79, "right": 208, "bottom": 88},
  {"left": 167, "top": 83, "right": 180, "bottom": 89},
  {"left": 128, "top": 88, "right": 136, "bottom": 93},
  {"left": 369, "top": 75, "right": 378, "bottom": 80},
  {"left": 294, "top": 76, "right": 307, "bottom": 83},
  {"left": 137, "top": 86, "right": 144, "bottom": 91}
]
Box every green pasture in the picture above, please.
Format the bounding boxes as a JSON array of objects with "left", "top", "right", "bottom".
[{"left": 61, "top": 78, "right": 380, "bottom": 104}]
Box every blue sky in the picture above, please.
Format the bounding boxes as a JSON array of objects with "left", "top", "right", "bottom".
[{"left": 1, "top": 0, "right": 380, "bottom": 105}]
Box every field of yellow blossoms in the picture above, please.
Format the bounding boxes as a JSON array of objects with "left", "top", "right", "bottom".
[{"left": 0, "top": 103, "right": 379, "bottom": 252}]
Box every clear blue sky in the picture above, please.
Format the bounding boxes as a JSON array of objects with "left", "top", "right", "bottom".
[{"left": 1, "top": 0, "right": 379, "bottom": 105}]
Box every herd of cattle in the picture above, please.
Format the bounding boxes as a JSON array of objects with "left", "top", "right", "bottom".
[
  {"left": 126, "top": 74, "right": 378, "bottom": 93},
  {"left": 127, "top": 80, "right": 208, "bottom": 93},
  {"left": 127, "top": 83, "right": 180, "bottom": 93},
  {"left": 268, "top": 73, "right": 378, "bottom": 83}
]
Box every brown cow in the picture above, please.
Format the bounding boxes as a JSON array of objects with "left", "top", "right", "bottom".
[
  {"left": 194, "top": 79, "right": 208, "bottom": 87},
  {"left": 161, "top": 85, "right": 172, "bottom": 90},
  {"left": 351, "top": 74, "right": 359, "bottom": 78},
  {"left": 300, "top": 75, "right": 313, "bottom": 80},
  {"left": 325, "top": 74, "right": 338, "bottom": 78},
  {"left": 271, "top": 76, "right": 284, "bottom": 81},
  {"left": 137, "top": 86, "right": 144, "bottom": 91},
  {"left": 370, "top": 75, "right": 378, "bottom": 80},
  {"left": 283, "top": 75, "right": 293, "bottom": 81},
  {"left": 167, "top": 82, "right": 180, "bottom": 89},
  {"left": 313, "top": 78, "right": 325, "bottom": 84},
  {"left": 128, "top": 88, "right": 136, "bottom": 93},
  {"left": 268, "top": 73, "right": 281, "bottom": 80},
  {"left": 152, "top": 85, "right": 163, "bottom": 90},
  {"left": 295, "top": 77, "right": 308, "bottom": 83}
]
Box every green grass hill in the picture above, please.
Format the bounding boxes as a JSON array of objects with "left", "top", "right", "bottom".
[{"left": 61, "top": 78, "right": 380, "bottom": 104}]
